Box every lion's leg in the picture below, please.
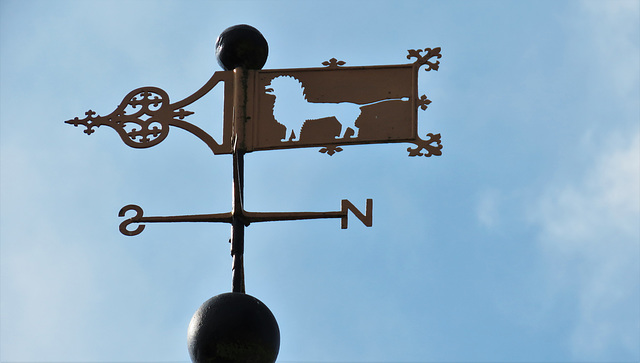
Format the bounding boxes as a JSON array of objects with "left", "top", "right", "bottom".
[
  {"left": 281, "top": 128, "right": 291, "bottom": 142},
  {"left": 350, "top": 111, "right": 362, "bottom": 138},
  {"left": 335, "top": 105, "right": 362, "bottom": 139},
  {"left": 336, "top": 122, "right": 358, "bottom": 139},
  {"left": 290, "top": 129, "right": 299, "bottom": 142},
  {"left": 335, "top": 124, "right": 343, "bottom": 139}
]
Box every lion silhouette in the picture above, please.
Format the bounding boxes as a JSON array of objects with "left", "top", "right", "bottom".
[{"left": 265, "top": 75, "right": 408, "bottom": 142}]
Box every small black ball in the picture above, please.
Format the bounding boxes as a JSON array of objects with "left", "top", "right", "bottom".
[
  {"left": 188, "top": 293, "right": 280, "bottom": 363},
  {"left": 215, "top": 25, "right": 268, "bottom": 70}
]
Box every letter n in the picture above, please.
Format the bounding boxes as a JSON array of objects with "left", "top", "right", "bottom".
[{"left": 341, "top": 199, "right": 373, "bottom": 229}]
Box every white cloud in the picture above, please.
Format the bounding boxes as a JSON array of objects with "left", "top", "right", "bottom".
[
  {"left": 531, "top": 4, "right": 640, "bottom": 358},
  {"left": 532, "top": 131, "right": 639, "bottom": 359}
]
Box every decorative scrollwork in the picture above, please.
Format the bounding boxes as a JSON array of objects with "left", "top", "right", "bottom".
[
  {"left": 65, "top": 71, "right": 232, "bottom": 154},
  {"left": 417, "top": 94, "right": 432, "bottom": 110},
  {"left": 407, "top": 47, "right": 442, "bottom": 71},
  {"left": 65, "top": 87, "right": 193, "bottom": 149},
  {"left": 322, "top": 58, "right": 346, "bottom": 68},
  {"left": 407, "top": 133, "right": 443, "bottom": 157},
  {"left": 319, "top": 145, "right": 343, "bottom": 155}
]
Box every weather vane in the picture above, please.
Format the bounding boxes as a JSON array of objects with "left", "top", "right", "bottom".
[{"left": 65, "top": 25, "right": 442, "bottom": 363}]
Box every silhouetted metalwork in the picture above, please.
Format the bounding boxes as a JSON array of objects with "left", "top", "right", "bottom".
[
  {"left": 66, "top": 72, "right": 235, "bottom": 155},
  {"left": 66, "top": 50, "right": 443, "bottom": 157},
  {"left": 65, "top": 45, "right": 443, "bottom": 240},
  {"left": 118, "top": 199, "right": 373, "bottom": 236},
  {"left": 64, "top": 23, "right": 442, "bottom": 363}
]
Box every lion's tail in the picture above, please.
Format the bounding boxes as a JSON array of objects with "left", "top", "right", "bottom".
[{"left": 359, "top": 97, "right": 409, "bottom": 108}]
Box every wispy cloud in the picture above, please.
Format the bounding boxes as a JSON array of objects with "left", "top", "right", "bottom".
[
  {"left": 532, "top": 131, "right": 639, "bottom": 359},
  {"left": 524, "top": 3, "right": 640, "bottom": 358}
]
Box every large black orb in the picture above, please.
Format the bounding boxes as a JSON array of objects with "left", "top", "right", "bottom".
[
  {"left": 188, "top": 293, "right": 280, "bottom": 363},
  {"left": 215, "top": 25, "right": 268, "bottom": 70}
]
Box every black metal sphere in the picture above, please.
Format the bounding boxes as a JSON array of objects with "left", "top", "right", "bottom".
[
  {"left": 215, "top": 25, "right": 268, "bottom": 70},
  {"left": 188, "top": 293, "right": 280, "bottom": 363}
]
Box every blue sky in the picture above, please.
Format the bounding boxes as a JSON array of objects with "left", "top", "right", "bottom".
[{"left": 1, "top": 1, "right": 638, "bottom": 362}]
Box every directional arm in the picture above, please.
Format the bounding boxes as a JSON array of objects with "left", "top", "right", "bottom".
[
  {"left": 117, "top": 199, "right": 373, "bottom": 236},
  {"left": 118, "top": 204, "right": 233, "bottom": 236},
  {"left": 244, "top": 198, "right": 372, "bottom": 228}
]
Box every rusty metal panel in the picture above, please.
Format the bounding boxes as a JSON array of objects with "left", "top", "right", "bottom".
[{"left": 246, "top": 65, "right": 416, "bottom": 152}]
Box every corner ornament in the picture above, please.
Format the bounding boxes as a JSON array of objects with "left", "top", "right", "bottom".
[
  {"left": 408, "top": 133, "right": 442, "bottom": 157},
  {"left": 407, "top": 47, "right": 442, "bottom": 71}
]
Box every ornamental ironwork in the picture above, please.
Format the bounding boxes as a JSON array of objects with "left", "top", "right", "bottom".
[{"left": 64, "top": 24, "right": 443, "bottom": 363}]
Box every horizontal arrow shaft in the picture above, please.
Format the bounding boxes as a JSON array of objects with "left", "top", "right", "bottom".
[
  {"left": 138, "top": 212, "right": 233, "bottom": 224},
  {"left": 118, "top": 199, "right": 372, "bottom": 236},
  {"left": 245, "top": 210, "right": 344, "bottom": 223}
]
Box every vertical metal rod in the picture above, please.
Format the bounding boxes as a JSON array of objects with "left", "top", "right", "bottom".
[
  {"left": 230, "top": 67, "right": 247, "bottom": 293},
  {"left": 231, "top": 150, "right": 245, "bottom": 293}
]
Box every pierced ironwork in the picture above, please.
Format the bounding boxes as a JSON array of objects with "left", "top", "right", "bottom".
[
  {"left": 322, "top": 58, "right": 346, "bottom": 68},
  {"left": 67, "top": 49, "right": 443, "bottom": 158},
  {"left": 66, "top": 87, "right": 183, "bottom": 148},
  {"left": 66, "top": 72, "right": 234, "bottom": 155},
  {"left": 407, "top": 47, "right": 442, "bottom": 71}
]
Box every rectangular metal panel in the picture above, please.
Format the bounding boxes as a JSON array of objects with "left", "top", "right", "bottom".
[{"left": 246, "top": 65, "right": 416, "bottom": 152}]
